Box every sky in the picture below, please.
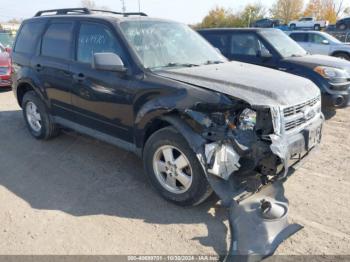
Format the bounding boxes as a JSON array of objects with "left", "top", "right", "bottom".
[{"left": 0, "top": 0, "right": 276, "bottom": 24}]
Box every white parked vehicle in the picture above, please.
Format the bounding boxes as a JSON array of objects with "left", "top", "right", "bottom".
[
  {"left": 289, "top": 17, "right": 329, "bottom": 31},
  {"left": 288, "top": 31, "right": 350, "bottom": 60}
]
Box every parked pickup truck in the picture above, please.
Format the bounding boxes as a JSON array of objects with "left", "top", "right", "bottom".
[{"left": 289, "top": 17, "right": 329, "bottom": 31}]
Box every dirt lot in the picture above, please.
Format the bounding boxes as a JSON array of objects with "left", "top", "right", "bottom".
[{"left": 0, "top": 88, "right": 349, "bottom": 255}]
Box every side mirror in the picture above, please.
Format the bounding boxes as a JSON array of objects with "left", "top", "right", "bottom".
[
  {"left": 322, "top": 40, "right": 330, "bottom": 45},
  {"left": 92, "top": 53, "right": 127, "bottom": 72}
]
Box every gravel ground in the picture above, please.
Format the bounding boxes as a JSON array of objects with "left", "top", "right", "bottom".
[{"left": 0, "top": 88, "right": 349, "bottom": 256}]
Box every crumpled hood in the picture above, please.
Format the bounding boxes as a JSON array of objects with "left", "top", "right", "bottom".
[
  {"left": 284, "top": 54, "right": 350, "bottom": 70},
  {"left": 155, "top": 61, "right": 320, "bottom": 107}
]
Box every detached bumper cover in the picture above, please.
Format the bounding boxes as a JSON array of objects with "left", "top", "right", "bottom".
[{"left": 227, "top": 181, "right": 303, "bottom": 260}]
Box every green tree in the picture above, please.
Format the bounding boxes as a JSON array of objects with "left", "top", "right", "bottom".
[
  {"left": 239, "top": 3, "right": 267, "bottom": 27},
  {"left": 196, "top": 3, "right": 267, "bottom": 29},
  {"left": 198, "top": 6, "right": 237, "bottom": 28},
  {"left": 271, "top": 0, "right": 304, "bottom": 24}
]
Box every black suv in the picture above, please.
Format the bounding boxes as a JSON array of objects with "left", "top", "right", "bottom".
[
  {"left": 336, "top": 17, "right": 350, "bottom": 31},
  {"left": 12, "top": 9, "right": 324, "bottom": 206},
  {"left": 198, "top": 28, "right": 350, "bottom": 108}
]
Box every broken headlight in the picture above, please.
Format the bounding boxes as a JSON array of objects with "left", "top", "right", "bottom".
[{"left": 238, "top": 108, "right": 257, "bottom": 131}]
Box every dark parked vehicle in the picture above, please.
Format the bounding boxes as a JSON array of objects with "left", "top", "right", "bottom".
[
  {"left": 12, "top": 9, "right": 323, "bottom": 208},
  {"left": 336, "top": 17, "right": 350, "bottom": 30},
  {"left": 252, "top": 18, "right": 281, "bottom": 28},
  {"left": 199, "top": 28, "right": 350, "bottom": 108}
]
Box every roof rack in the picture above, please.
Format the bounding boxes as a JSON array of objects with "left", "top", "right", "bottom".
[
  {"left": 34, "top": 8, "right": 148, "bottom": 17},
  {"left": 35, "top": 8, "right": 91, "bottom": 17},
  {"left": 91, "top": 9, "right": 148, "bottom": 17}
]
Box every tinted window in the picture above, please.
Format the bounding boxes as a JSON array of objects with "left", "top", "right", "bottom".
[
  {"left": 15, "top": 22, "right": 45, "bottom": 54},
  {"left": 41, "top": 22, "right": 74, "bottom": 59},
  {"left": 77, "top": 23, "right": 123, "bottom": 64},
  {"left": 290, "top": 33, "right": 307, "bottom": 42},
  {"left": 203, "top": 33, "right": 229, "bottom": 56},
  {"left": 230, "top": 33, "right": 270, "bottom": 56}
]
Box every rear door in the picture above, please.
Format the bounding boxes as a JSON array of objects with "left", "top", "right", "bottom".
[
  {"left": 69, "top": 21, "right": 134, "bottom": 142},
  {"left": 289, "top": 32, "right": 309, "bottom": 51},
  {"left": 32, "top": 20, "right": 75, "bottom": 120},
  {"left": 199, "top": 31, "right": 230, "bottom": 58}
]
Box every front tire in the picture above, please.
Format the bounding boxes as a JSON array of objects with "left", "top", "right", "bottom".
[
  {"left": 143, "top": 127, "right": 212, "bottom": 206},
  {"left": 22, "top": 91, "right": 59, "bottom": 140}
]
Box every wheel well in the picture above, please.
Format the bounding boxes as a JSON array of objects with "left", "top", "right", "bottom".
[
  {"left": 143, "top": 118, "right": 171, "bottom": 147},
  {"left": 332, "top": 51, "right": 350, "bottom": 57},
  {"left": 17, "top": 83, "right": 34, "bottom": 107}
]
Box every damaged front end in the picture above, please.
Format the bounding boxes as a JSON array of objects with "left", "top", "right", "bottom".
[{"left": 182, "top": 96, "right": 324, "bottom": 259}]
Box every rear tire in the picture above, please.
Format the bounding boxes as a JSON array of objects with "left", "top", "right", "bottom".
[
  {"left": 22, "top": 91, "right": 59, "bottom": 140},
  {"left": 143, "top": 126, "right": 212, "bottom": 206},
  {"left": 333, "top": 52, "right": 350, "bottom": 60},
  {"left": 314, "top": 24, "right": 321, "bottom": 31}
]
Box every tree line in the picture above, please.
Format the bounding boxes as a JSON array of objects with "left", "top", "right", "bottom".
[{"left": 195, "top": 0, "right": 350, "bottom": 29}]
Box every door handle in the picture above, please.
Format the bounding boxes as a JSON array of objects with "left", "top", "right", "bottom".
[{"left": 73, "top": 73, "right": 86, "bottom": 82}]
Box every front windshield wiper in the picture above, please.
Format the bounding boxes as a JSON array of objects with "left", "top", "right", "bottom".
[
  {"left": 163, "top": 62, "right": 200, "bottom": 68},
  {"left": 290, "top": 54, "right": 303, "bottom": 57},
  {"left": 205, "top": 60, "right": 225, "bottom": 65}
]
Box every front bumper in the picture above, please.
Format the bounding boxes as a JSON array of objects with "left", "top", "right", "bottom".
[
  {"left": 270, "top": 114, "right": 324, "bottom": 178},
  {"left": 0, "top": 77, "right": 12, "bottom": 87}
]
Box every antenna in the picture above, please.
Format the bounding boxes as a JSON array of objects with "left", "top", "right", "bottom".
[
  {"left": 121, "top": 0, "right": 126, "bottom": 13},
  {"left": 138, "top": 0, "right": 141, "bottom": 13}
]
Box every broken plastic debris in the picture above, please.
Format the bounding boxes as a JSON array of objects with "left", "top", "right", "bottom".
[{"left": 205, "top": 142, "right": 241, "bottom": 180}]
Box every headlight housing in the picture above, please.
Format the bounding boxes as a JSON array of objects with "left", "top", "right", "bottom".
[
  {"left": 314, "top": 66, "right": 350, "bottom": 82},
  {"left": 238, "top": 108, "right": 256, "bottom": 130}
]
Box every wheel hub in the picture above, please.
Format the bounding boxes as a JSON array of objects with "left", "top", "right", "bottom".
[{"left": 153, "top": 145, "right": 193, "bottom": 194}]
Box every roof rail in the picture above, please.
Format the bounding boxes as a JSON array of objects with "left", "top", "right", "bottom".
[
  {"left": 34, "top": 8, "right": 147, "bottom": 17},
  {"left": 35, "top": 8, "right": 91, "bottom": 17},
  {"left": 91, "top": 9, "right": 148, "bottom": 17}
]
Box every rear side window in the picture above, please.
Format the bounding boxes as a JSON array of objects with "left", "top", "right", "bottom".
[
  {"left": 41, "top": 22, "right": 74, "bottom": 60},
  {"left": 14, "top": 22, "right": 46, "bottom": 54},
  {"left": 77, "top": 23, "right": 123, "bottom": 64},
  {"left": 290, "top": 33, "right": 307, "bottom": 42},
  {"left": 202, "top": 33, "right": 229, "bottom": 56}
]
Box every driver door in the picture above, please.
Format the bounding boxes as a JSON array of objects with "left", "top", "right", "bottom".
[{"left": 307, "top": 33, "right": 331, "bottom": 55}]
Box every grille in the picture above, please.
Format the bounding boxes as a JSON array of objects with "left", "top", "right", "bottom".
[
  {"left": 0, "top": 67, "right": 9, "bottom": 75},
  {"left": 283, "top": 95, "right": 321, "bottom": 132},
  {"left": 283, "top": 96, "right": 321, "bottom": 118}
]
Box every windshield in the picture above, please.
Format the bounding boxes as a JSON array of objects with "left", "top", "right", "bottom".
[
  {"left": 120, "top": 20, "right": 226, "bottom": 69},
  {"left": 0, "top": 33, "right": 15, "bottom": 48},
  {"left": 260, "top": 30, "right": 308, "bottom": 58}
]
